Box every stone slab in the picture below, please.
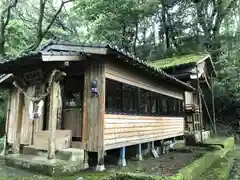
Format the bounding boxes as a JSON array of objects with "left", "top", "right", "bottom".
[{"left": 5, "top": 154, "right": 86, "bottom": 176}]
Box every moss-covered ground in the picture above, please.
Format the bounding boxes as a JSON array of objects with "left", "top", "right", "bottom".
[{"left": 0, "top": 137, "right": 235, "bottom": 180}]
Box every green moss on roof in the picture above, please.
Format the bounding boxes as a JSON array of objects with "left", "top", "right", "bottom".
[{"left": 150, "top": 54, "right": 209, "bottom": 69}]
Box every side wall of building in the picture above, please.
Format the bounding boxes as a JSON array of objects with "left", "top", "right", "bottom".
[{"left": 103, "top": 60, "right": 185, "bottom": 150}]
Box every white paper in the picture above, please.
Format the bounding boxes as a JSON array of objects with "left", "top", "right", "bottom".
[
  {"left": 37, "top": 100, "right": 44, "bottom": 117},
  {"left": 29, "top": 101, "right": 34, "bottom": 120}
]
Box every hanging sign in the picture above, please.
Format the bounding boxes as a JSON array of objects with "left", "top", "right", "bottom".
[{"left": 23, "top": 69, "right": 44, "bottom": 83}]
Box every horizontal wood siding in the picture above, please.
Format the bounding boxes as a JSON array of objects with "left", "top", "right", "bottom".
[
  {"left": 104, "top": 114, "right": 184, "bottom": 150},
  {"left": 105, "top": 60, "right": 183, "bottom": 100}
]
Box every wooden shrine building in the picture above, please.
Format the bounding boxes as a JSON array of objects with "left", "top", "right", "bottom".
[
  {"left": 0, "top": 42, "right": 195, "bottom": 175},
  {"left": 151, "top": 54, "right": 216, "bottom": 142}
]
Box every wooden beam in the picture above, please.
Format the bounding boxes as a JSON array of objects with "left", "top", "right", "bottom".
[
  {"left": 43, "top": 44, "right": 108, "bottom": 55},
  {"left": 200, "top": 89, "right": 214, "bottom": 132},
  {"left": 105, "top": 60, "right": 184, "bottom": 100},
  {"left": 42, "top": 55, "right": 86, "bottom": 62}
]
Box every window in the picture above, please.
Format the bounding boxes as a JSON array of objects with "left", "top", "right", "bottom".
[
  {"left": 106, "top": 79, "right": 122, "bottom": 113},
  {"left": 178, "top": 99, "right": 184, "bottom": 115},
  {"left": 123, "top": 84, "right": 138, "bottom": 114},
  {"left": 105, "top": 79, "right": 184, "bottom": 117},
  {"left": 159, "top": 95, "right": 168, "bottom": 115},
  {"left": 139, "top": 89, "right": 151, "bottom": 114},
  {"left": 151, "top": 92, "right": 158, "bottom": 115}
]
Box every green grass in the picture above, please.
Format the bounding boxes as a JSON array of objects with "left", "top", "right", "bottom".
[
  {"left": 0, "top": 171, "right": 111, "bottom": 180},
  {"left": 197, "top": 153, "right": 235, "bottom": 180},
  {"left": 150, "top": 54, "right": 208, "bottom": 69}
]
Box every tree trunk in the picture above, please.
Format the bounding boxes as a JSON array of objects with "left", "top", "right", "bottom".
[{"left": 161, "top": 2, "right": 170, "bottom": 51}]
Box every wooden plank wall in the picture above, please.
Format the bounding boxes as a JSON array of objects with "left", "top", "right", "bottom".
[
  {"left": 83, "top": 60, "right": 105, "bottom": 152},
  {"left": 104, "top": 114, "right": 184, "bottom": 150},
  {"left": 20, "top": 86, "right": 35, "bottom": 145},
  {"left": 7, "top": 88, "right": 17, "bottom": 144},
  {"left": 63, "top": 109, "right": 82, "bottom": 138},
  {"left": 105, "top": 60, "right": 184, "bottom": 100}
]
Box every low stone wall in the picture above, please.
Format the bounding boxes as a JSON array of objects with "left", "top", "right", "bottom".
[
  {"left": 176, "top": 136, "right": 235, "bottom": 179},
  {"left": 106, "top": 137, "right": 235, "bottom": 180}
]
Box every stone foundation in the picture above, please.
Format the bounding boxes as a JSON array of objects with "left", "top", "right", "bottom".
[
  {"left": 185, "top": 130, "right": 211, "bottom": 145},
  {"left": 5, "top": 147, "right": 87, "bottom": 176}
]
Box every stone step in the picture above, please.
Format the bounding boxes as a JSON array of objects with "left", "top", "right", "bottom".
[
  {"left": 5, "top": 154, "right": 86, "bottom": 176},
  {"left": 22, "top": 146, "right": 84, "bottom": 162}
]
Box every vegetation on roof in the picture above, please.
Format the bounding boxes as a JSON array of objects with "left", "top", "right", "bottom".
[{"left": 150, "top": 54, "right": 209, "bottom": 69}]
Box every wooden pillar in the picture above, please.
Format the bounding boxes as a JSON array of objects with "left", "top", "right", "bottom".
[
  {"left": 196, "top": 65, "right": 203, "bottom": 142},
  {"left": 96, "top": 150, "right": 105, "bottom": 171},
  {"left": 151, "top": 141, "right": 159, "bottom": 158},
  {"left": 84, "top": 151, "right": 89, "bottom": 169},
  {"left": 48, "top": 81, "right": 59, "bottom": 160},
  {"left": 12, "top": 89, "right": 22, "bottom": 154},
  {"left": 211, "top": 74, "right": 216, "bottom": 135},
  {"left": 118, "top": 147, "right": 126, "bottom": 167},
  {"left": 83, "top": 60, "right": 105, "bottom": 152},
  {"left": 2, "top": 89, "right": 12, "bottom": 155}
]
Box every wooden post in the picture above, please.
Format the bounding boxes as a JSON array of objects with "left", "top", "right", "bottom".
[
  {"left": 96, "top": 150, "right": 105, "bottom": 171},
  {"left": 83, "top": 60, "right": 105, "bottom": 153},
  {"left": 12, "top": 89, "right": 22, "bottom": 154},
  {"left": 2, "top": 89, "right": 12, "bottom": 155},
  {"left": 211, "top": 73, "right": 216, "bottom": 135},
  {"left": 137, "top": 144, "right": 143, "bottom": 161},
  {"left": 84, "top": 150, "right": 89, "bottom": 169},
  {"left": 196, "top": 65, "right": 203, "bottom": 142},
  {"left": 48, "top": 81, "right": 59, "bottom": 160},
  {"left": 151, "top": 141, "right": 159, "bottom": 158},
  {"left": 118, "top": 147, "right": 126, "bottom": 167}
]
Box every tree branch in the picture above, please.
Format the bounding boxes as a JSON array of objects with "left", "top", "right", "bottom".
[
  {"left": 42, "top": 0, "right": 73, "bottom": 36},
  {"left": 0, "top": 0, "right": 18, "bottom": 56},
  {"left": 23, "top": 0, "right": 73, "bottom": 54}
]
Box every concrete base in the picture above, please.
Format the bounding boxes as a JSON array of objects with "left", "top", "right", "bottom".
[
  {"left": 5, "top": 147, "right": 86, "bottom": 176},
  {"left": 83, "top": 162, "right": 89, "bottom": 169},
  {"left": 136, "top": 154, "right": 143, "bottom": 161},
  {"left": 118, "top": 158, "right": 127, "bottom": 167},
  {"left": 96, "top": 165, "right": 105, "bottom": 171},
  {"left": 185, "top": 130, "right": 211, "bottom": 145},
  {"left": 5, "top": 154, "right": 86, "bottom": 176}
]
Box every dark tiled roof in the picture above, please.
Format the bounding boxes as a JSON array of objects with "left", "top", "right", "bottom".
[{"left": 0, "top": 40, "right": 195, "bottom": 91}]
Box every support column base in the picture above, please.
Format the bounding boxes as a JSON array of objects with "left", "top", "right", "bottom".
[
  {"left": 118, "top": 159, "right": 127, "bottom": 167},
  {"left": 96, "top": 165, "right": 105, "bottom": 171},
  {"left": 152, "top": 149, "right": 159, "bottom": 158},
  {"left": 136, "top": 154, "right": 143, "bottom": 161},
  {"left": 83, "top": 162, "right": 89, "bottom": 169}
]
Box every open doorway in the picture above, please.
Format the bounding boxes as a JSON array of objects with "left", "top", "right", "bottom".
[{"left": 61, "top": 75, "right": 84, "bottom": 147}]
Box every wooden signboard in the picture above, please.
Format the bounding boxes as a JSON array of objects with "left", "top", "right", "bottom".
[{"left": 23, "top": 69, "right": 44, "bottom": 84}]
